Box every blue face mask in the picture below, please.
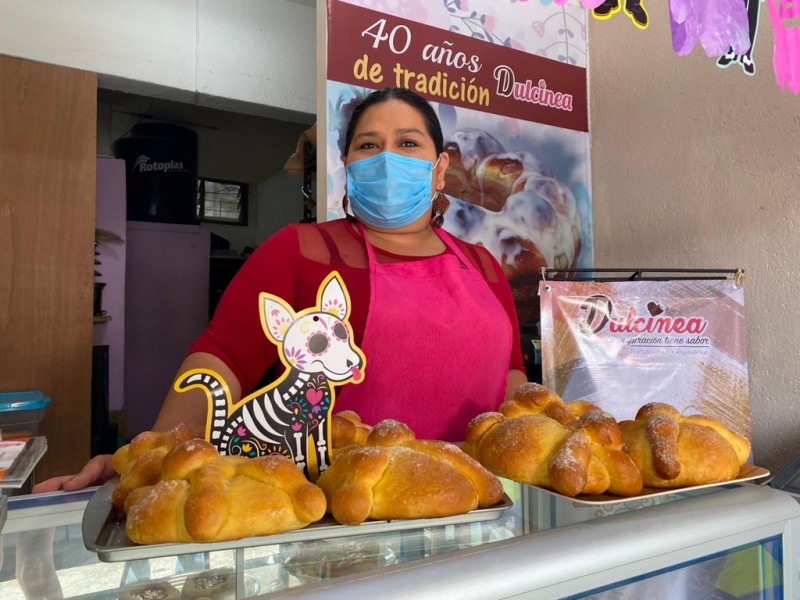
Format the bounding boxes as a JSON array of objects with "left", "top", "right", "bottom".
[{"left": 346, "top": 152, "right": 439, "bottom": 229}]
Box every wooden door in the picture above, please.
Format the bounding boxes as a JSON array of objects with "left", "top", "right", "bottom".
[{"left": 0, "top": 56, "right": 97, "bottom": 480}]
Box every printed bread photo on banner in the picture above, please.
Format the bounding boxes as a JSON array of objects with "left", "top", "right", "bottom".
[
  {"left": 439, "top": 103, "right": 592, "bottom": 325},
  {"left": 326, "top": 82, "right": 593, "bottom": 326}
]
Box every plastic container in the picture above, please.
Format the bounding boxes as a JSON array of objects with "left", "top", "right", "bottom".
[
  {"left": 0, "top": 391, "right": 52, "bottom": 438},
  {"left": 112, "top": 122, "right": 199, "bottom": 225}
]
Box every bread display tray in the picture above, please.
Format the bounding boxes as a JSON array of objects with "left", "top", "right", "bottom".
[
  {"left": 528, "top": 465, "right": 770, "bottom": 506},
  {"left": 83, "top": 478, "right": 514, "bottom": 562}
]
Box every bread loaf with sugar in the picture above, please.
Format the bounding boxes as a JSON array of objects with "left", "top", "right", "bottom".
[
  {"left": 499, "top": 382, "right": 600, "bottom": 425},
  {"left": 331, "top": 410, "right": 372, "bottom": 450},
  {"left": 496, "top": 383, "right": 643, "bottom": 496},
  {"left": 317, "top": 419, "right": 503, "bottom": 525},
  {"left": 125, "top": 452, "right": 326, "bottom": 544},
  {"left": 464, "top": 409, "right": 643, "bottom": 497},
  {"left": 111, "top": 424, "right": 203, "bottom": 512},
  {"left": 620, "top": 402, "right": 750, "bottom": 488}
]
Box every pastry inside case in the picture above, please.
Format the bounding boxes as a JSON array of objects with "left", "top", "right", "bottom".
[
  {"left": 283, "top": 539, "right": 396, "bottom": 584},
  {"left": 116, "top": 568, "right": 257, "bottom": 599}
]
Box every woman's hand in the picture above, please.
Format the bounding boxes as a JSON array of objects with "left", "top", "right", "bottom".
[
  {"left": 505, "top": 369, "right": 528, "bottom": 402},
  {"left": 31, "top": 455, "right": 116, "bottom": 494}
]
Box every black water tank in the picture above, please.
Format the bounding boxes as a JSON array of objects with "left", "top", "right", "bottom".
[{"left": 112, "top": 122, "right": 199, "bottom": 224}]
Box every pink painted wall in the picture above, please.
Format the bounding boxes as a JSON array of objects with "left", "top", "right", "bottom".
[
  {"left": 93, "top": 157, "right": 127, "bottom": 412},
  {"left": 124, "top": 221, "right": 209, "bottom": 437}
]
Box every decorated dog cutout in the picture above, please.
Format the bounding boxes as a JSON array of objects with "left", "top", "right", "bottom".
[{"left": 175, "top": 271, "right": 366, "bottom": 479}]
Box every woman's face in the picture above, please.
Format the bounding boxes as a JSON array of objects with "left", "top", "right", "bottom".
[{"left": 345, "top": 99, "right": 449, "bottom": 199}]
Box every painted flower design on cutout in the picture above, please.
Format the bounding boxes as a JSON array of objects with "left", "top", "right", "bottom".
[
  {"left": 284, "top": 346, "right": 307, "bottom": 370},
  {"left": 323, "top": 298, "right": 346, "bottom": 318}
]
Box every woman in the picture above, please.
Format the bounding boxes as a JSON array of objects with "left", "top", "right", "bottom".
[{"left": 36, "top": 87, "right": 526, "bottom": 492}]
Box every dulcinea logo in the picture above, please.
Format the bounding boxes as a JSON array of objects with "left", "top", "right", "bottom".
[
  {"left": 133, "top": 155, "right": 186, "bottom": 174},
  {"left": 578, "top": 295, "right": 708, "bottom": 336}
]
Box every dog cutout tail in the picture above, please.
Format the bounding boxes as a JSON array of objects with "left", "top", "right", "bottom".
[{"left": 174, "top": 368, "right": 233, "bottom": 444}]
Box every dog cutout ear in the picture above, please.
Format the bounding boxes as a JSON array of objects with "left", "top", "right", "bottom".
[
  {"left": 260, "top": 293, "right": 297, "bottom": 344},
  {"left": 318, "top": 272, "right": 350, "bottom": 321}
]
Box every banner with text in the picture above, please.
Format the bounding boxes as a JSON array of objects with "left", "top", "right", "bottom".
[
  {"left": 324, "top": 0, "right": 592, "bottom": 325},
  {"left": 327, "top": 0, "right": 588, "bottom": 132},
  {"left": 540, "top": 279, "right": 751, "bottom": 439}
]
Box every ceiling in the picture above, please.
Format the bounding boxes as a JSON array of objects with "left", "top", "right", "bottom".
[{"left": 97, "top": 88, "right": 312, "bottom": 135}]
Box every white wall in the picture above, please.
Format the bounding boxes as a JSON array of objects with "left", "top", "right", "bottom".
[
  {"left": 589, "top": 11, "right": 800, "bottom": 473},
  {"left": 256, "top": 170, "right": 307, "bottom": 243},
  {"left": 0, "top": 0, "right": 316, "bottom": 120}
]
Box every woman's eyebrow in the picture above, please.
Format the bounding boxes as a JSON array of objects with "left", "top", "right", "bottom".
[
  {"left": 395, "top": 127, "right": 424, "bottom": 136},
  {"left": 352, "top": 128, "right": 424, "bottom": 141},
  {"left": 352, "top": 130, "right": 379, "bottom": 141}
]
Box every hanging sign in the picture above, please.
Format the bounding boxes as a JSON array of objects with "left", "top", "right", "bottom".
[
  {"left": 325, "top": 0, "right": 594, "bottom": 324},
  {"left": 540, "top": 278, "right": 751, "bottom": 438},
  {"left": 175, "top": 272, "right": 367, "bottom": 480},
  {"left": 326, "top": 0, "right": 588, "bottom": 132}
]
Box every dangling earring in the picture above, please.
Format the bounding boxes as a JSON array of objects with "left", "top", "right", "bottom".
[
  {"left": 431, "top": 191, "right": 450, "bottom": 228},
  {"left": 342, "top": 192, "right": 357, "bottom": 222}
]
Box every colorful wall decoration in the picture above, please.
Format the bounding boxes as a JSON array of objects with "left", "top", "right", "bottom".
[{"left": 546, "top": 0, "right": 796, "bottom": 93}]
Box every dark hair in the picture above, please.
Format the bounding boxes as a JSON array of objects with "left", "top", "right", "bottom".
[{"left": 343, "top": 87, "right": 444, "bottom": 157}]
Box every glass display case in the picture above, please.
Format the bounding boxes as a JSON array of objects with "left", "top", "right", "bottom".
[
  {"left": 771, "top": 453, "right": 800, "bottom": 501},
  {"left": 0, "top": 481, "right": 798, "bottom": 599}
]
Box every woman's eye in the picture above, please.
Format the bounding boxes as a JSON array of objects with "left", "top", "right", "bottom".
[
  {"left": 359, "top": 142, "right": 377, "bottom": 150},
  {"left": 333, "top": 322, "right": 348, "bottom": 340},
  {"left": 308, "top": 333, "right": 329, "bottom": 354},
  {"left": 400, "top": 140, "right": 418, "bottom": 147}
]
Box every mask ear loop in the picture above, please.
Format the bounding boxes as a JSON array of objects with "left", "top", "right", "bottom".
[
  {"left": 342, "top": 158, "right": 354, "bottom": 220},
  {"left": 341, "top": 191, "right": 358, "bottom": 223}
]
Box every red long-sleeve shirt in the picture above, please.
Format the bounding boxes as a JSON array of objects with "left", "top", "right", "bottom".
[{"left": 190, "top": 219, "right": 523, "bottom": 395}]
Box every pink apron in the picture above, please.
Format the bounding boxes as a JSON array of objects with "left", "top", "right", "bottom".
[{"left": 336, "top": 223, "right": 512, "bottom": 442}]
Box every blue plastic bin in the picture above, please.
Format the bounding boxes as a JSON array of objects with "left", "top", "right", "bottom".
[{"left": 0, "top": 391, "right": 52, "bottom": 437}]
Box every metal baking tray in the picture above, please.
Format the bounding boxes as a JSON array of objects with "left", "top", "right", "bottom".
[
  {"left": 527, "top": 464, "right": 770, "bottom": 506},
  {"left": 0, "top": 495, "right": 7, "bottom": 533},
  {"left": 83, "top": 478, "right": 514, "bottom": 562}
]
